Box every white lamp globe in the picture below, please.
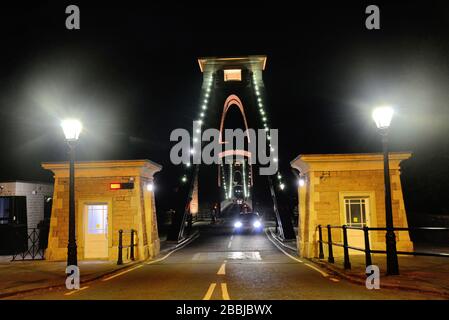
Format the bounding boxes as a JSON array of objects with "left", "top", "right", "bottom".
[
  {"left": 61, "top": 119, "right": 82, "bottom": 141},
  {"left": 372, "top": 106, "right": 394, "bottom": 130}
]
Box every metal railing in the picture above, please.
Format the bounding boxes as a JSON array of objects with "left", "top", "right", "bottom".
[
  {"left": 11, "top": 228, "right": 45, "bottom": 261},
  {"left": 117, "top": 229, "right": 137, "bottom": 265},
  {"left": 317, "top": 224, "right": 449, "bottom": 270}
]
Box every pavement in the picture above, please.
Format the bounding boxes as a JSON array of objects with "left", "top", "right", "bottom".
[
  {"left": 0, "top": 258, "right": 140, "bottom": 298},
  {"left": 312, "top": 252, "right": 449, "bottom": 297},
  {"left": 2, "top": 222, "right": 444, "bottom": 300},
  {"left": 0, "top": 224, "right": 200, "bottom": 299}
]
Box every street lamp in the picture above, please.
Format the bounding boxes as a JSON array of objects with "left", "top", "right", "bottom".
[
  {"left": 372, "top": 106, "right": 399, "bottom": 275},
  {"left": 61, "top": 119, "right": 82, "bottom": 267}
]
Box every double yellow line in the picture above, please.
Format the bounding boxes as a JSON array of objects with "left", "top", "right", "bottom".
[
  {"left": 202, "top": 261, "right": 230, "bottom": 300},
  {"left": 203, "top": 282, "right": 230, "bottom": 300}
]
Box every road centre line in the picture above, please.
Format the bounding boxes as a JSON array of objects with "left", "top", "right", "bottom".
[
  {"left": 217, "top": 263, "right": 226, "bottom": 275},
  {"left": 221, "top": 283, "right": 230, "bottom": 300},
  {"left": 203, "top": 283, "right": 216, "bottom": 300}
]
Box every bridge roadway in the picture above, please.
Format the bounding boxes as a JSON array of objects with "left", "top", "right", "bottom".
[{"left": 11, "top": 223, "right": 437, "bottom": 300}]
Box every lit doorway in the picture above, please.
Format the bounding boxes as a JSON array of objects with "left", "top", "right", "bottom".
[
  {"left": 84, "top": 204, "right": 108, "bottom": 259},
  {"left": 344, "top": 197, "right": 370, "bottom": 251}
]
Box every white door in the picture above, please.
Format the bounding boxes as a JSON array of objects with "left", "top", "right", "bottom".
[
  {"left": 84, "top": 204, "right": 108, "bottom": 259},
  {"left": 344, "top": 197, "right": 370, "bottom": 252}
]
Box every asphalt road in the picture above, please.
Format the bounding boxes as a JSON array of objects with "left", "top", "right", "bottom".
[{"left": 10, "top": 224, "right": 440, "bottom": 300}]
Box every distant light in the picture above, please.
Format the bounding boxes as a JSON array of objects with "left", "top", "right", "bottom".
[
  {"left": 234, "top": 221, "right": 243, "bottom": 228},
  {"left": 181, "top": 176, "right": 187, "bottom": 183},
  {"left": 270, "top": 147, "right": 275, "bottom": 152},
  {"left": 279, "top": 183, "right": 285, "bottom": 190},
  {"left": 202, "top": 105, "right": 207, "bottom": 110},
  {"left": 262, "top": 117, "right": 267, "bottom": 122},
  {"left": 186, "top": 162, "right": 191, "bottom": 167},
  {"left": 61, "top": 119, "right": 82, "bottom": 141},
  {"left": 204, "top": 99, "right": 208, "bottom": 104},
  {"left": 273, "top": 157, "right": 278, "bottom": 162},
  {"left": 196, "top": 129, "right": 201, "bottom": 133},
  {"left": 298, "top": 178, "right": 305, "bottom": 187},
  {"left": 198, "top": 119, "right": 203, "bottom": 125},
  {"left": 200, "top": 112, "right": 204, "bottom": 117},
  {"left": 147, "top": 183, "right": 154, "bottom": 192},
  {"left": 372, "top": 106, "right": 394, "bottom": 129},
  {"left": 190, "top": 148, "right": 195, "bottom": 154},
  {"left": 205, "top": 93, "right": 209, "bottom": 98},
  {"left": 277, "top": 174, "right": 282, "bottom": 179},
  {"left": 193, "top": 137, "right": 198, "bottom": 143}
]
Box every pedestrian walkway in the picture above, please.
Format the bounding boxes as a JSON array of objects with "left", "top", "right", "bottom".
[
  {"left": 313, "top": 252, "right": 449, "bottom": 297},
  {"left": 0, "top": 258, "right": 137, "bottom": 298},
  {"left": 0, "top": 221, "right": 204, "bottom": 299}
]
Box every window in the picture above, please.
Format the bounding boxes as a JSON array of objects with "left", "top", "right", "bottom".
[
  {"left": 0, "top": 196, "right": 27, "bottom": 225},
  {"left": 87, "top": 204, "right": 108, "bottom": 234},
  {"left": 344, "top": 198, "right": 368, "bottom": 227},
  {"left": 224, "top": 69, "right": 242, "bottom": 82},
  {"left": 0, "top": 198, "right": 10, "bottom": 224}
]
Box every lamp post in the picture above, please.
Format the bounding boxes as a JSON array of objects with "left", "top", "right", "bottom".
[
  {"left": 372, "top": 106, "right": 399, "bottom": 275},
  {"left": 61, "top": 119, "right": 82, "bottom": 267}
]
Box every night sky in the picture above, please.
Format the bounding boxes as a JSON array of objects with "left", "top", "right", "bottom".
[{"left": 0, "top": 1, "right": 448, "bottom": 215}]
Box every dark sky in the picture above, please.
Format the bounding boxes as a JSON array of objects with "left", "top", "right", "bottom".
[{"left": 0, "top": 1, "right": 448, "bottom": 214}]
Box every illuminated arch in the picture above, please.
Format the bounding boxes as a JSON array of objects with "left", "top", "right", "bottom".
[{"left": 219, "top": 94, "right": 251, "bottom": 144}]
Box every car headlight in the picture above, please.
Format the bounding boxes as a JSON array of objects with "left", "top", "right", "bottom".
[
  {"left": 253, "top": 220, "right": 262, "bottom": 228},
  {"left": 234, "top": 221, "right": 243, "bottom": 228}
]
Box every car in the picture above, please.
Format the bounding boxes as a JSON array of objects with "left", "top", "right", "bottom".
[{"left": 233, "top": 212, "right": 263, "bottom": 232}]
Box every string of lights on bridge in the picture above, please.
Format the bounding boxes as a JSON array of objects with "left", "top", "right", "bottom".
[
  {"left": 178, "top": 70, "right": 286, "bottom": 204},
  {"left": 252, "top": 72, "right": 285, "bottom": 192},
  {"left": 180, "top": 74, "right": 214, "bottom": 185}
]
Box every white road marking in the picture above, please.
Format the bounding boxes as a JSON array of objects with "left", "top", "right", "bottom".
[
  {"left": 102, "top": 233, "right": 199, "bottom": 282},
  {"left": 102, "top": 265, "right": 143, "bottom": 281},
  {"left": 230, "top": 235, "right": 234, "bottom": 241},
  {"left": 64, "top": 286, "right": 89, "bottom": 296},
  {"left": 227, "top": 241, "right": 232, "bottom": 249},
  {"left": 330, "top": 277, "right": 340, "bottom": 282},
  {"left": 265, "top": 229, "right": 303, "bottom": 263},
  {"left": 221, "top": 283, "right": 230, "bottom": 300},
  {"left": 304, "top": 263, "right": 329, "bottom": 277},
  {"left": 146, "top": 233, "right": 200, "bottom": 265},
  {"left": 217, "top": 263, "right": 226, "bottom": 275},
  {"left": 265, "top": 229, "right": 331, "bottom": 278},
  {"left": 203, "top": 283, "right": 216, "bottom": 300}
]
